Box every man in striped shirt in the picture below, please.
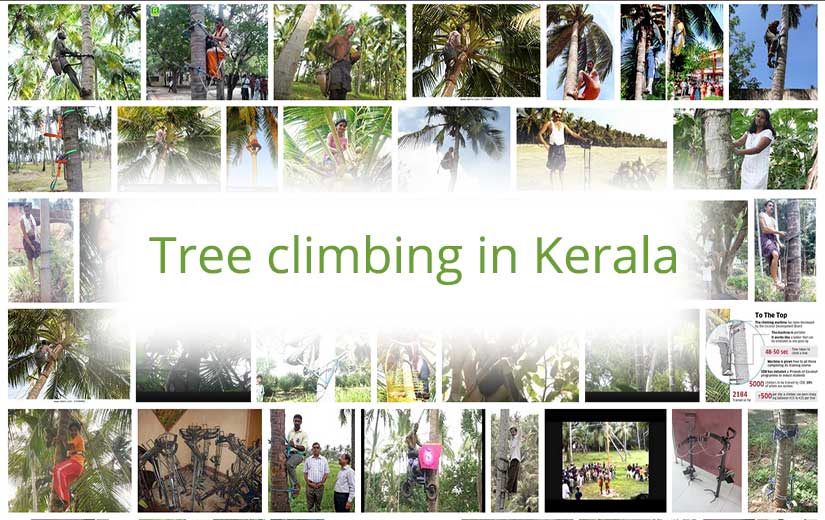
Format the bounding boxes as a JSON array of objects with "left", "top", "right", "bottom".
[
  {"left": 303, "top": 442, "right": 330, "bottom": 511},
  {"left": 334, "top": 452, "right": 355, "bottom": 512}
]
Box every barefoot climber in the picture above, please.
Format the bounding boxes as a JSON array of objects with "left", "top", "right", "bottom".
[
  {"left": 50, "top": 29, "right": 91, "bottom": 98},
  {"left": 759, "top": 200, "right": 786, "bottom": 289},
  {"left": 52, "top": 420, "right": 85, "bottom": 512},
  {"left": 567, "top": 59, "right": 601, "bottom": 100},
  {"left": 764, "top": 20, "right": 785, "bottom": 68},
  {"left": 324, "top": 23, "right": 360, "bottom": 100},
  {"left": 206, "top": 17, "right": 230, "bottom": 80}
]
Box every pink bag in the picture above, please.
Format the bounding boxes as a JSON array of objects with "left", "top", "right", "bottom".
[{"left": 418, "top": 443, "right": 442, "bottom": 470}]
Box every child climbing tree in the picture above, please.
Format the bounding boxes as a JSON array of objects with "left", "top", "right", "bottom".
[
  {"left": 61, "top": 107, "right": 83, "bottom": 191},
  {"left": 270, "top": 409, "right": 291, "bottom": 512}
]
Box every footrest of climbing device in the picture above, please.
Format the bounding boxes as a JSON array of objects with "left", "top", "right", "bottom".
[
  {"left": 43, "top": 133, "right": 61, "bottom": 138},
  {"left": 56, "top": 160, "right": 68, "bottom": 164}
]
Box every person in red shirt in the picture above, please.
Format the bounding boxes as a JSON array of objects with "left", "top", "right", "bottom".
[{"left": 52, "top": 421, "right": 85, "bottom": 511}]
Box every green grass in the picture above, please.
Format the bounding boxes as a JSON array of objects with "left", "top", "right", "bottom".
[
  {"left": 748, "top": 410, "right": 818, "bottom": 512},
  {"left": 755, "top": 272, "right": 816, "bottom": 302},
  {"left": 8, "top": 161, "right": 111, "bottom": 192},
  {"left": 336, "top": 386, "right": 370, "bottom": 402},
  {"left": 566, "top": 450, "right": 649, "bottom": 500},
  {"left": 282, "top": 460, "right": 355, "bottom": 512},
  {"left": 288, "top": 81, "right": 387, "bottom": 101}
]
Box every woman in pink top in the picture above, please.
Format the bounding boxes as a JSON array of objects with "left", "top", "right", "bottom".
[{"left": 325, "top": 119, "right": 348, "bottom": 170}]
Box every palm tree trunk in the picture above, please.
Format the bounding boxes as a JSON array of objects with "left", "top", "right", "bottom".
[
  {"left": 62, "top": 107, "right": 83, "bottom": 191},
  {"left": 770, "top": 7, "right": 790, "bottom": 100},
  {"left": 269, "top": 409, "right": 291, "bottom": 512},
  {"left": 80, "top": 5, "right": 94, "bottom": 100},
  {"left": 30, "top": 450, "right": 39, "bottom": 510},
  {"left": 28, "top": 344, "right": 65, "bottom": 399},
  {"left": 773, "top": 410, "right": 796, "bottom": 508},
  {"left": 566, "top": 422, "right": 573, "bottom": 463},
  {"left": 634, "top": 26, "right": 648, "bottom": 100},
  {"left": 32, "top": 62, "right": 52, "bottom": 100},
  {"left": 426, "top": 409, "right": 440, "bottom": 512},
  {"left": 784, "top": 199, "right": 801, "bottom": 301},
  {"left": 495, "top": 409, "right": 509, "bottom": 512},
  {"left": 39, "top": 201, "right": 52, "bottom": 302},
  {"left": 700, "top": 109, "right": 734, "bottom": 188},
  {"left": 273, "top": 4, "right": 319, "bottom": 99},
  {"left": 49, "top": 410, "right": 72, "bottom": 511},
  {"left": 665, "top": 5, "right": 677, "bottom": 83},
  {"left": 350, "top": 409, "right": 356, "bottom": 468},
  {"left": 442, "top": 53, "right": 467, "bottom": 97},
  {"left": 190, "top": 5, "right": 207, "bottom": 100},
  {"left": 563, "top": 20, "right": 580, "bottom": 100}
]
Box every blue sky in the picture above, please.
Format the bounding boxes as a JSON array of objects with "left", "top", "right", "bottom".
[
  {"left": 561, "top": 107, "right": 671, "bottom": 142},
  {"left": 732, "top": 3, "right": 818, "bottom": 89},
  {"left": 547, "top": 4, "right": 617, "bottom": 100},
  {"left": 398, "top": 107, "right": 511, "bottom": 191},
  {"left": 228, "top": 109, "right": 278, "bottom": 189}
]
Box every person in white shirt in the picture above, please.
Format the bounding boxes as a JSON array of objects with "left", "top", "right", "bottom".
[
  {"left": 505, "top": 425, "right": 521, "bottom": 493},
  {"left": 303, "top": 442, "right": 330, "bottom": 511},
  {"left": 19, "top": 203, "right": 41, "bottom": 280},
  {"left": 240, "top": 73, "right": 250, "bottom": 100},
  {"left": 734, "top": 109, "right": 776, "bottom": 189},
  {"left": 562, "top": 480, "right": 570, "bottom": 499},
  {"left": 333, "top": 452, "right": 355, "bottom": 512},
  {"left": 538, "top": 109, "right": 589, "bottom": 190}
]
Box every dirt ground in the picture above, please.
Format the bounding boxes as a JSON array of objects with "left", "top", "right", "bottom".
[
  {"left": 517, "top": 144, "right": 667, "bottom": 191},
  {"left": 147, "top": 85, "right": 262, "bottom": 101}
]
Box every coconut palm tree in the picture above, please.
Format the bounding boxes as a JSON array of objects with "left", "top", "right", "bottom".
[
  {"left": 699, "top": 109, "right": 735, "bottom": 188},
  {"left": 8, "top": 309, "right": 130, "bottom": 400},
  {"left": 283, "top": 106, "right": 392, "bottom": 190},
  {"left": 412, "top": 4, "right": 540, "bottom": 97},
  {"left": 546, "top": 4, "right": 614, "bottom": 100},
  {"left": 8, "top": 4, "right": 139, "bottom": 101},
  {"left": 8, "top": 408, "right": 131, "bottom": 512},
  {"left": 761, "top": 4, "right": 808, "bottom": 100},
  {"left": 270, "top": 409, "right": 290, "bottom": 512},
  {"left": 621, "top": 4, "right": 666, "bottom": 100},
  {"left": 274, "top": 4, "right": 319, "bottom": 99},
  {"left": 227, "top": 106, "right": 278, "bottom": 187},
  {"left": 189, "top": 5, "right": 207, "bottom": 100},
  {"left": 666, "top": 4, "right": 723, "bottom": 75},
  {"left": 772, "top": 409, "right": 797, "bottom": 508},
  {"left": 784, "top": 199, "right": 802, "bottom": 301},
  {"left": 117, "top": 106, "right": 221, "bottom": 187},
  {"left": 398, "top": 106, "right": 505, "bottom": 192}
]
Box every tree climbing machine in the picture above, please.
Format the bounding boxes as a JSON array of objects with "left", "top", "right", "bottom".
[
  {"left": 676, "top": 412, "right": 701, "bottom": 484},
  {"left": 762, "top": 415, "right": 799, "bottom": 509},
  {"left": 42, "top": 108, "right": 78, "bottom": 191},
  {"left": 703, "top": 426, "right": 737, "bottom": 502}
]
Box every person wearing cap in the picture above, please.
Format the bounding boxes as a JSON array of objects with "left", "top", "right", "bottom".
[
  {"left": 206, "top": 17, "right": 230, "bottom": 79},
  {"left": 538, "top": 110, "right": 589, "bottom": 189},
  {"left": 505, "top": 423, "right": 521, "bottom": 493},
  {"left": 20, "top": 203, "right": 41, "bottom": 281}
]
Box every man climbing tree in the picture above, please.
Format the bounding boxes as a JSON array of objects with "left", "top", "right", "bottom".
[
  {"left": 784, "top": 199, "right": 801, "bottom": 301},
  {"left": 206, "top": 17, "right": 231, "bottom": 98},
  {"left": 270, "top": 409, "right": 291, "bottom": 512},
  {"left": 62, "top": 107, "right": 83, "bottom": 191},
  {"left": 427, "top": 409, "right": 440, "bottom": 512},
  {"left": 50, "top": 30, "right": 91, "bottom": 99},
  {"left": 772, "top": 410, "right": 797, "bottom": 509},
  {"left": 50, "top": 413, "right": 84, "bottom": 512},
  {"left": 761, "top": 5, "right": 808, "bottom": 101}
]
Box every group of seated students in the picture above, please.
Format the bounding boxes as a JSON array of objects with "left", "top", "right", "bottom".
[{"left": 562, "top": 460, "right": 650, "bottom": 499}]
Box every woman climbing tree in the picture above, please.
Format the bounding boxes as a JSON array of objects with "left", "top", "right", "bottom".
[
  {"left": 51, "top": 419, "right": 85, "bottom": 512},
  {"left": 734, "top": 109, "right": 776, "bottom": 189}
]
